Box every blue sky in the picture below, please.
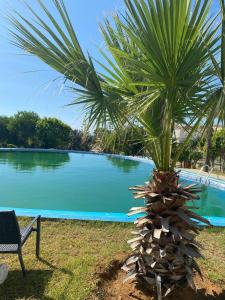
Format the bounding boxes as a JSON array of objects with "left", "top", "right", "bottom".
[
  {"left": 0, "top": 0, "right": 123, "bottom": 128},
  {"left": 0, "top": 0, "right": 220, "bottom": 128}
]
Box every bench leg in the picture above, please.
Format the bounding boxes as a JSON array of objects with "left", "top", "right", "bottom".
[
  {"left": 18, "top": 249, "right": 26, "bottom": 277},
  {"left": 36, "top": 217, "right": 41, "bottom": 258}
]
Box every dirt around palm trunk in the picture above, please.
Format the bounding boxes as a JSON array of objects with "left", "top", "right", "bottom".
[{"left": 95, "top": 256, "right": 225, "bottom": 300}]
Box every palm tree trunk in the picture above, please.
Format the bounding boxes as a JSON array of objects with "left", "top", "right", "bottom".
[
  {"left": 203, "top": 125, "right": 213, "bottom": 172},
  {"left": 123, "top": 169, "right": 210, "bottom": 299}
]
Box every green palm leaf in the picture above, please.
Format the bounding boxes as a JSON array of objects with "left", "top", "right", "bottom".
[{"left": 9, "top": 0, "right": 217, "bottom": 170}]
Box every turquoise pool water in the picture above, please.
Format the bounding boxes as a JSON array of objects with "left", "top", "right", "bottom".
[{"left": 0, "top": 151, "right": 225, "bottom": 220}]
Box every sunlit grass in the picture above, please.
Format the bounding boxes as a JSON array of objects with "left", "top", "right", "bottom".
[{"left": 0, "top": 219, "right": 224, "bottom": 300}]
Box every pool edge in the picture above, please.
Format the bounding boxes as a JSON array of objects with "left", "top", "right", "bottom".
[{"left": 0, "top": 207, "right": 225, "bottom": 227}]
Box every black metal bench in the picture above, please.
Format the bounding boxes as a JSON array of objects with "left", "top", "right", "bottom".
[{"left": 0, "top": 210, "right": 41, "bottom": 276}]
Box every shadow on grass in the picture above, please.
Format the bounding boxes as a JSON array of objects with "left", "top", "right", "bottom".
[
  {"left": 39, "top": 257, "right": 74, "bottom": 299},
  {"left": 0, "top": 257, "right": 74, "bottom": 300},
  {"left": 39, "top": 257, "right": 72, "bottom": 276},
  {"left": 0, "top": 270, "right": 53, "bottom": 300}
]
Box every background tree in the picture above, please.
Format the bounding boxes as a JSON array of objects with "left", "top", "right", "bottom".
[
  {"left": 173, "top": 137, "right": 203, "bottom": 169},
  {"left": 190, "top": 151, "right": 203, "bottom": 169},
  {"left": 36, "top": 117, "right": 71, "bottom": 149},
  {"left": 10, "top": 0, "right": 218, "bottom": 298},
  {"left": 68, "top": 129, "right": 93, "bottom": 151},
  {"left": 93, "top": 126, "right": 146, "bottom": 156},
  {"left": 8, "top": 111, "right": 40, "bottom": 147},
  {"left": 203, "top": 126, "right": 214, "bottom": 172},
  {"left": 188, "top": 139, "right": 204, "bottom": 169},
  {"left": 0, "top": 111, "right": 94, "bottom": 150},
  {"left": 0, "top": 116, "right": 11, "bottom": 146},
  {"left": 212, "top": 129, "right": 225, "bottom": 172},
  {"left": 178, "top": 149, "right": 191, "bottom": 168}
]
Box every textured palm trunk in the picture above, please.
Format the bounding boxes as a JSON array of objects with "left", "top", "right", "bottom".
[{"left": 123, "top": 169, "right": 210, "bottom": 299}]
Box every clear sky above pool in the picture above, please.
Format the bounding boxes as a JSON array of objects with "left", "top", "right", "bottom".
[{"left": 0, "top": 0, "right": 220, "bottom": 128}]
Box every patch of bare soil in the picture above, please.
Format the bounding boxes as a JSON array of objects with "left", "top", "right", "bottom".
[{"left": 95, "top": 255, "right": 225, "bottom": 300}]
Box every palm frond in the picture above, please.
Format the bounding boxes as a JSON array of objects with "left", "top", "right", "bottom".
[
  {"left": 8, "top": 0, "right": 126, "bottom": 128},
  {"left": 10, "top": 0, "right": 218, "bottom": 170},
  {"left": 99, "top": 0, "right": 217, "bottom": 169}
]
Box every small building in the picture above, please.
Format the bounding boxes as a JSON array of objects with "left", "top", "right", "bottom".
[{"left": 174, "top": 124, "right": 223, "bottom": 143}]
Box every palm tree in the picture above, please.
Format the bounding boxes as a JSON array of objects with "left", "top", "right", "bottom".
[{"left": 9, "top": 0, "right": 218, "bottom": 298}]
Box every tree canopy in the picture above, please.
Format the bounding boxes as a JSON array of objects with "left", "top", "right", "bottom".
[
  {"left": 0, "top": 112, "right": 91, "bottom": 150},
  {"left": 36, "top": 117, "right": 71, "bottom": 149},
  {"left": 7, "top": 111, "right": 40, "bottom": 147}
]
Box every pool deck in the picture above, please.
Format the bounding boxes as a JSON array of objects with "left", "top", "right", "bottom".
[
  {"left": 1, "top": 148, "right": 225, "bottom": 226},
  {"left": 181, "top": 168, "right": 225, "bottom": 182}
]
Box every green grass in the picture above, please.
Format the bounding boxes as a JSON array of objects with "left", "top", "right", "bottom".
[
  {"left": 198, "top": 227, "right": 225, "bottom": 285},
  {"left": 0, "top": 219, "right": 225, "bottom": 300}
]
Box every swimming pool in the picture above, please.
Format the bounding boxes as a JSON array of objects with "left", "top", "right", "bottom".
[{"left": 0, "top": 150, "right": 225, "bottom": 226}]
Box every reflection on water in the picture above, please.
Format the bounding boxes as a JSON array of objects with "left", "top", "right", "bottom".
[
  {"left": 107, "top": 156, "right": 140, "bottom": 173},
  {"left": 0, "top": 152, "right": 151, "bottom": 213},
  {"left": 199, "top": 184, "right": 208, "bottom": 204},
  {"left": 0, "top": 152, "right": 224, "bottom": 218},
  {"left": 187, "top": 184, "right": 208, "bottom": 213},
  {"left": 185, "top": 182, "right": 225, "bottom": 218},
  {"left": 0, "top": 152, "right": 70, "bottom": 171}
]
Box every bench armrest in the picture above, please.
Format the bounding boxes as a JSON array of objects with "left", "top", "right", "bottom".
[
  {"left": 22, "top": 216, "right": 41, "bottom": 235},
  {"left": 27, "top": 215, "right": 41, "bottom": 230}
]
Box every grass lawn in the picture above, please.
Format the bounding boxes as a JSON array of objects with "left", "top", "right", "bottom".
[{"left": 0, "top": 219, "right": 225, "bottom": 300}]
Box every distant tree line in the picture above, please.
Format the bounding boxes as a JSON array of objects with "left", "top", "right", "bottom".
[
  {"left": 95, "top": 127, "right": 225, "bottom": 172},
  {"left": 1, "top": 111, "right": 225, "bottom": 172},
  {"left": 0, "top": 111, "right": 92, "bottom": 150},
  {"left": 173, "top": 128, "right": 225, "bottom": 173},
  {"left": 92, "top": 127, "right": 146, "bottom": 156},
  {"left": 173, "top": 138, "right": 204, "bottom": 169},
  {"left": 0, "top": 111, "right": 145, "bottom": 156}
]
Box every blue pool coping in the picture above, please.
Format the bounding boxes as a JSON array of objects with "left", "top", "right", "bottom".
[
  {"left": 0, "top": 206, "right": 224, "bottom": 227},
  {"left": 1, "top": 148, "right": 225, "bottom": 226},
  {"left": 0, "top": 207, "right": 136, "bottom": 222}
]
